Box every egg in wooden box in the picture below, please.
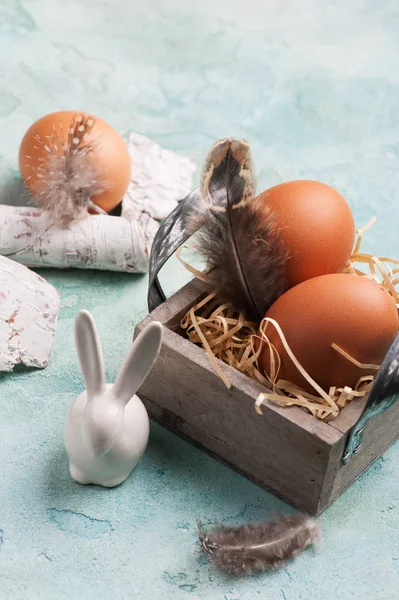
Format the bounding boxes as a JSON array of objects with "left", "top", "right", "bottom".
[
  {"left": 256, "top": 180, "right": 356, "bottom": 289},
  {"left": 257, "top": 273, "right": 399, "bottom": 394}
]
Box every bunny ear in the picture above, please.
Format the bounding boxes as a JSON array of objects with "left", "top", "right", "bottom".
[
  {"left": 113, "top": 321, "right": 163, "bottom": 405},
  {"left": 75, "top": 310, "right": 106, "bottom": 398}
]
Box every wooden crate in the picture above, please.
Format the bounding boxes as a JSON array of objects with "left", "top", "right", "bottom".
[{"left": 134, "top": 278, "right": 399, "bottom": 515}]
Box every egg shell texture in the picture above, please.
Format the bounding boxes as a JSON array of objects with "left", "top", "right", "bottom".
[
  {"left": 258, "top": 180, "right": 356, "bottom": 287},
  {"left": 258, "top": 273, "right": 398, "bottom": 394},
  {"left": 19, "top": 110, "right": 131, "bottom": 212}
]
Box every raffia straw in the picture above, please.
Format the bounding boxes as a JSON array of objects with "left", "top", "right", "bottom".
[
  {"left": 330, "top": 343, "right": 380, "bottom": 370},
  {"left": 254, "top": 318, "right": 377, "bottom": 420},
  {"left": 181, "top": 292, "right": 259, "bottom": 389},
  {"left": 345, "top": 217, "right": 399, "bottom": 307},
  {"left": 176, "top": 246, "right": 208, "bottom": 281},
  {"left": 178, "top": 219, "right": 399, "bottom": 420}
]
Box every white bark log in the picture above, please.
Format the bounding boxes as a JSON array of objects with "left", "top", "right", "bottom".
[
  {"left": 0, "top": 134, "right": 195, "bottom": 273},
  {"left": 121, "top": 132, "right": 196, "bottom": 222},
  {"left": 0, "top": 206, "right": 149, "bottom": 272},
  {"left": 0, "top": 255, "right": 60, "bottom": 371}
]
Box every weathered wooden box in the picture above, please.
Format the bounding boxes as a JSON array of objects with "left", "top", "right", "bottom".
[{"left": 135, "top": 278, "right": 399, "bottom": 515}]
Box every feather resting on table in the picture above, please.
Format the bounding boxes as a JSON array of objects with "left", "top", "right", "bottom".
[
  {"left": 199, "top": 513, "right": 319, "bottom": 575},
  {"left": 188, "top": 138, "right": 288, "bottom": 321}
]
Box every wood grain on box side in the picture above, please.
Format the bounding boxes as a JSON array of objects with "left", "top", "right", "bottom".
[
  {"left": 319, "top": 399, "right": 399, "bottom": 511},
  {"left": 140, "top": 391, "right": 324, "bottom": 510},
  {"left": 316, "top": 398, "right": 368, "bottom": 512},
  {"left": 136, "top": 323, "right": 342, "bottom": 514}
]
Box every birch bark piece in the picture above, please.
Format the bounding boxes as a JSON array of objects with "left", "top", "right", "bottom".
[
  {"left": 122, "top": 132, "right": 197, "bottom": 222},
  {"left": 0, "top": 134, "right": 195, "bottom": 273},
  {"left": 0, "top": 206, "right": 149, "bottom": 273},
  {"left": 0, "top": 255, "right": 60, "bottom": 371}
]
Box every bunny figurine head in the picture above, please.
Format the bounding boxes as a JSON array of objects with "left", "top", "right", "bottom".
[{"left": 64, "top": 310, "right": 163, "bottom": 487}]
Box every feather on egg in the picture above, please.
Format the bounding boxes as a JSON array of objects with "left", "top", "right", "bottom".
[{"left": 19, "top": 111, "right": 131, "bottom": 227}]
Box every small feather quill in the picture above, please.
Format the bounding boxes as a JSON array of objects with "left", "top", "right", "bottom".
[
  {"left": 199, "top": 514, "right": 319, "bottom": 575},
  {"left": 188, "top": 138, "right": 288, "bottom": 321}
]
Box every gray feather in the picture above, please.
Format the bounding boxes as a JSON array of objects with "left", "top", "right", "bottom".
[
  {"left": 198, "top": 513, "right": 319, "bottom": 575},
  {"left": 189, "top": 138, "right": 288, "bottom": 321}
]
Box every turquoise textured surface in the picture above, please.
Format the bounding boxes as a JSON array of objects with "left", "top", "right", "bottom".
[{"left": 1, "top": 1, "right": 399, "bottom": 598}]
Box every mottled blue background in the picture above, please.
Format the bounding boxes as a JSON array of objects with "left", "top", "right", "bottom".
[{"left": 0, "top": 1, "right": 398, "bottom": 599}]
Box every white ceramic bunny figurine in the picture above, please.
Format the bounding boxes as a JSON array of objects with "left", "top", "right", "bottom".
[{"left": 64, "top": 310, "right": 163, "bottom": 487}]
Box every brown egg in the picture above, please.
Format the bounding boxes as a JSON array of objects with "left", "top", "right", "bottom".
[
  {"left": 19, "top": 111, "right": 131, "bottom": 213},
  {"left": 257, "top": 274, "right": 398, "bottom": 393},
  {"left": 257, "top": 181, "right": 356, "bottom": 287}
]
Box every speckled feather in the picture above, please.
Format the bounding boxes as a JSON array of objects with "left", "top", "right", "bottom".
[
  {"left": 31, "top": 113, "right": 105, "bottom": 228},
  {"left": 188, "top": 138, "right": 288, "bottom": 321},
  {"left": 199, "top": 514, "right": 320, "bottom": 575}
]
